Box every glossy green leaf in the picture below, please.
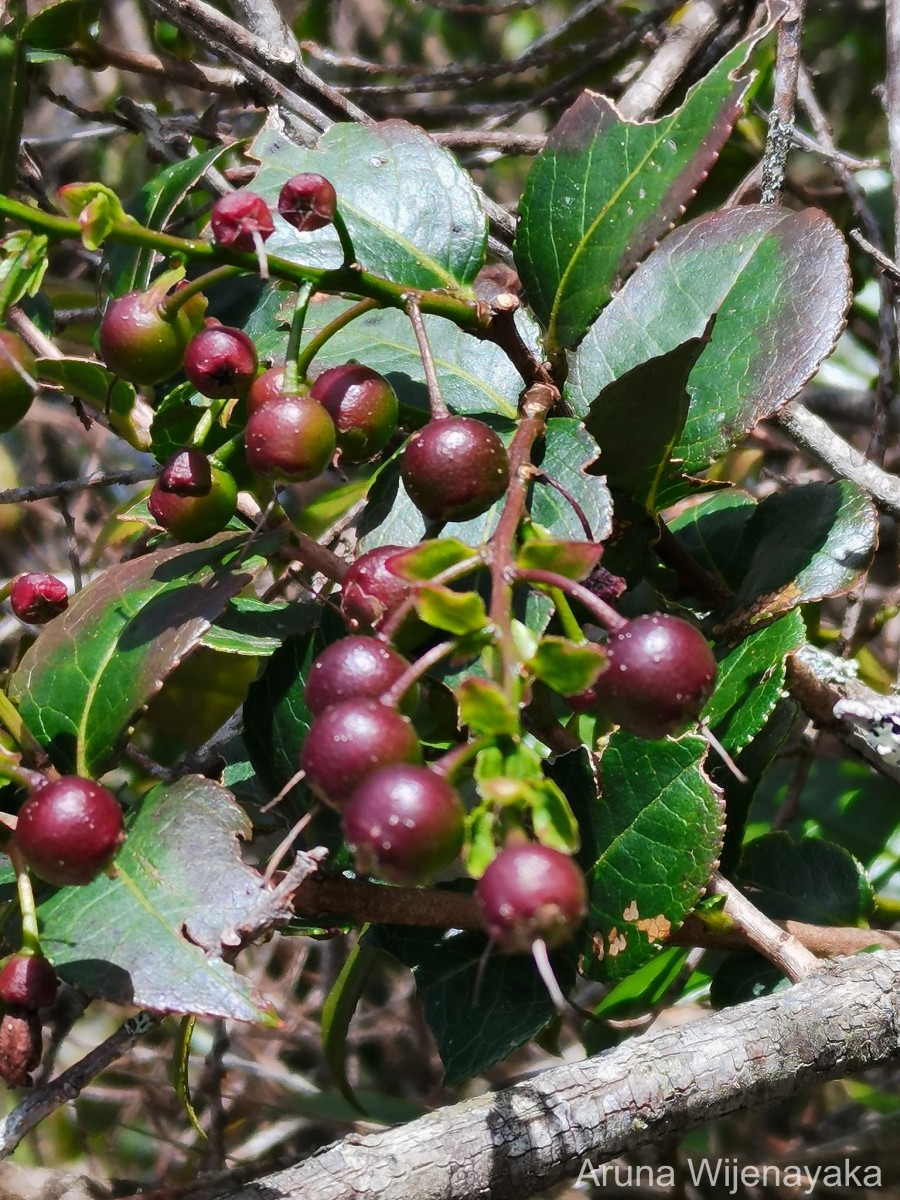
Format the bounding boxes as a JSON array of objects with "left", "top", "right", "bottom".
[
  {"left": 173, "top": 1016, "right": 205, "bottom": 1139},
  {"left": 37, "top": 776, "right": 277, "bottom": 1022},
  {"left": 709, "top": 952, "right": 790, "bottom": 1008},
  {"left": 516, "top": 539, "right": 602, "bottom": 581},
  {"left": 58, "top": 182, "right": 132, "bottom": 251},
  {"left": 585, "top": 330, "right": 711, "bottom": 512},
  {"left": 364, "top": 923, "right": 572, "bottom": 1086},
  {"left": 528, "top": 636, "right": 606, "bottom": 696},
  {"left": 251, "top": 115, "right": 486, "bottom": 292},
  {"left": 722, "top": 481, "right": 877, "bottom": 629},
  {"left": 531, "top": 777, "right": 581, "bottom": 854},
  {"left": 415, "top": 584, "right": 489, "bottom": 636},
  {"left": 515, "top": 25, "right": 769, "bottom": 351},
  {"left": 23, "top": 0, "right": 99, "bottom": 49},
  {"left": 702, "top": 611, "right": 805, "bottom": 753},
  {"left": 738, "top": 832, "right": 874, "bottom": 925},
  {"left": 37, "top": 356, "right": 145, "bottom": 448},
  {"left": 9, "top": 533, "right": 264, "bottom": 776},
  {"left": 201, "top": 597, "right": 318, "bottom": 657},
  {"left": 584, "top": 733, "right": 723, "bottom": 981},
  {"left": 0, "top": 231, "right": 48, "bottom": 313},
  {"left": 151, "top": 382, "right": 246, "bottom": 465},
  {"left": 388, "top": 538, "right": 479, "bottom": 582},
  {"left": 667, "top": 490, "right": 756, "bottom": 590},
  {"left": 531, "top": 418, "right": 612, "bottom": 542},
  {"left": 321, "top": 937, "right": 381, "bottom": 1113},
  {"left": 567, "top": 206, "right": 851, "bottom": 472},
  {"left": 457, "top": 678, "right": 518, "bottom": 737}
]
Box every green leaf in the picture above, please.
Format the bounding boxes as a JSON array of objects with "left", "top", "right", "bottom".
[
  {"left": 321, "top": 937, "right": 381, "bottom": 1113},
  {"left": 584, "top": 733, "right": 723, "bottom": 981},
  {"left": 9, "top": 533, "right": 265, "bottom": 776},
  {"left": 531, "top": 777, "right": 580, "bottom": 854},
  {"left": 173, "top": 1016, "right": 206, "bottom": 1139},
  {"left": 58, "top": 182, "right": 133, "bottom": 251},
  {"left": 106, "top": 143, "right": 237, "bottom": 297},
  {"left": 416, "top": 584, "right": 489, "bottom": 636},
  {"left": 667, "top": 490, "right": 756, "bottom": 590},
  {"left": 388, "top": 538, "right": 479, "bottom": 581},
  {"left": 709, "top": 952, "right": 790, "bottom": 1008},
  {"left": 457, "top": 678, "right": 518, "bottom": 737},
  {"left": 567, "top": 206, "right": 851, "bottom": 472},
  {"left": 531, "top": 419, "right": 612, "bottom": 542},
  {"left": 364, "top": 923, "right": 572, "bottom": 1086},
  {"left": 151, "top": 382, "right": 245, "bottom": 465},
  {"left": 528, "top": 636, "right": 606, "bottom": 696},
  {"left": 251, "top": 295, "right": 521, "bottom": 420},
  {"left": 585, "top": 330, "right": 711, "bottom": 512},
  {"left": 515, "top": 25, "right": 770, "bottom": 352},
  {"left": 702, "top": 611, "right": 806, "bottom": 753},
  {"left": 251, "top": 115, "right": 487, "bottom": 292},
  {"left": 22, "top": 0, "right": 99, "bottom": 49},
  {"left": 37, "top": 776, "right": 277, "bottom": 1022},
  {"left": 0, "top": 231, "right": 48, "bottom": 314},
  {"left": 722, "top": 481, "right": 877, "bottom": 628},
  {"left": 737, "top": 832, "right": 874, "bottom": 925},
  {"left": 516, "top": 539, "right": 602, "bottom": 581},
  {"left": 201, "top": 597, "right": 319, "bottom": 657},
  {"left": 37, "top": 356, "right": 146, "bottom": 449}
]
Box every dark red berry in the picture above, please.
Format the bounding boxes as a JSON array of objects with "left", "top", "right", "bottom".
[
  {"left": 401, "top": 417, "right": 509, "bottom": 523},
  {"left": 278, "top": 173, "right": 338, "bottom": 232},
  {"left": 476, "top": 844, "right": 588, "bottom": 954},
  {"left": 578, "top": 613, "right": 717, "bottom": 740},
  {"left": 343, "top": 764, "right": 464, "bottom": 884},
  {"left": 158, "top": 448, "right": 212, "bottom": 496},
  {"left": 305, "top": 636, "right": 411, "bottom": 715},
  {"left": 16, "top": 777, "right": 125, "bottom": 887},
  {"left": 209, "top": 192, "right": 274, "bottom": 253},
  {"left": 309, "top": 364, "right": 399, "bottom": 463},
  {"left": 301, "top": 699, "right": 422, "bottom": 809},
  {"left": 10, "top": 574, "right": 68, "bottom": 624},
  {"left": 148, "top": 464, "right": 237, "bottom": 542},
  {"left": 184, "top": 324, "right": 258, "bottom": 398},
  {"left": 246, "top": 365, "right": 287, "bottom": 415},
  {"left": 99, "top": 288, "right": 204, "bottom": 386},
  {"left": 340, "top": 545, "right": 415, "bottom": 632},
  {"left": 245, "top": 393, "right": 336, "bottom": 481},
  {"left": 0, "top": 955, "right": 57, "bottom": 1010},
  {"left": 0, "top": 330, "right": 37, "bottom": 432}
]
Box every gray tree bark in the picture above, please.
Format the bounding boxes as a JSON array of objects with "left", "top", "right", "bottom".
[{"left": 214, "top": 951, "right": 900, "bottom": 1200}]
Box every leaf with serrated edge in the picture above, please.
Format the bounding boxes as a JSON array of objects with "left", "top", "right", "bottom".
[
  {"left": 515, "top": 11, "right": 780, "bottom": 352},
  {"left": 250, "top": 114, "right": 486, "bottom": 292},
  {"left": 531, "top": 419, "right": 612, "bottom": 543},
  {"left": 585, "top": 733, "right": 723, "bottom": 981},
  {"left": 9, "top": 533, "right": 266, "bottom": 776},
  {"left": 37, "top": 776, "right": 277, "bottom": 1022},
  {"left": 738, "top": 832, "right": 873, "bottom": 926},
  {"left": 567, "top": 206, "right": 851, "bottom": 472}
]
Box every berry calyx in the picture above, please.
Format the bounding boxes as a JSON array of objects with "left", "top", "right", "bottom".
[
  {"left": 0, "top": 330, "right": 37, "bottom": 432},
  {"left": 343, "top": 764, "right": 465, "bottom": 884},
  {"left": 244, "top": 393, "right": 336, "bottom": 481},
  {"left": 309, "top": 364, "right": 399, "bottom": 464},
  {"left": 209, "top": 192, "right": 274, "bottom": 253},
  {"left": 99, "top": 288, "right": 205, "bottom": 386},
  {"left": 15, "top": 777, "right": 125, "bottom": 887},
  {"left": 475, "top": 844, "right": 588, "bottom": 954},
  {"left": 577, "top": 613, "right": 717, "bottom": 740},
  {"left": 301, "top": 699, "right": 422, "bottom": 808},
  {"left": 157, "top": 448, "right": 212, "bottom": 496},
  {"left": 0, "top": 955, "right": 58, "bottom": 1010},
  {"left": 184, "top": 324, "right": 258, "bottom": 398},
  {"left": 148, "top": 463, "right": 237, "bottom": 541},
  {"left": 305, "top": 636, "right": 411, "bottom": 716},
  {"left": 401, "top": 417, "right": 509, "bottom": 523},
  {"left": 10, "top": 574, "right": 68, "bottom": 624},
  {"left": 278, "top": 173, "right": 338, "bottom": 232},
  {"left": 340, "top": 545, "right": 415, "bottom": 633}
]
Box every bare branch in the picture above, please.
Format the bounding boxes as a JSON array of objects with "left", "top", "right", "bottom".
[
  {"left": 0, "top": 468, "right": 156, "bottom": 506},
  {"left": 705, "top": 871, "right": 820, "bottom": 982}
]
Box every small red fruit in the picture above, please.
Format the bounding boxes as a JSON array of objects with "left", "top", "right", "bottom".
[
  {"left": 305, "top": 636, "right": 411, "bottom": 715},
  {"left": 16, "top": 777, "right": 125, "bottom": 887},
  {"left": 401, "top": 417, "right": 509, "bottom": 523},
  {"left": 244, "top": 393, "right": 336, "bottom": 481},
  {"left": 475, "top": 844, "right": 588, "bottom": 954},
  {"left": 184, "top": 324, "right": 258, "bottom": 398},
  {"left": 157, "top": 448, "right": 212, "bottom": 496},
  {"left": 246, "top": 365, "right": 287, "bottom": 415},
  {"left": 278, "top": 173, "right": 338, "bottom": 232},
  {"left": 340, "top": 545, "right": 415, "bottom": 632},
  {"left": 301, "top": 699, "right": 422, "bottom": 809},
  {"left": 0, "top": 331, "right": 37, "bottom": 432},
  {"left": 99, "top": 287, "right": 205, "bottom": 386},
  {"left": 209, "top": 192, "right": 274, "bottom": 253},
  {"left": 148, "top": 464, "right": 237, "bottom": 542},
  {"left": 309, "top": 364, "right": 399, "bottom": 463},
  {"left": 343, "top": 764, "right": 465, "bottom": 883},
  {"left": 10, "top": 574, "right": 68, "bottom": 624},
  {"left": 0, "top": 955, "right": 58, "bottom": 1010}
]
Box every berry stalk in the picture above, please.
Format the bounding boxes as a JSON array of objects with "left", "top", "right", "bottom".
[{"left": 515, "top": 567, "right": 628, "bottom": 634}]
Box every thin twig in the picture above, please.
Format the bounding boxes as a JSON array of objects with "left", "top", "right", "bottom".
[
  {"left": 0, "top": 469, "right": 157, "bottom": 506},
  {"left": 706, "top": 871, "right": 820, "bottom": 982},
  {"left": 761, "top": 1, "right": 805, "bottom": 205},
  {"left": 405, "top": 296, "right": 449, "bottom": 419}
]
